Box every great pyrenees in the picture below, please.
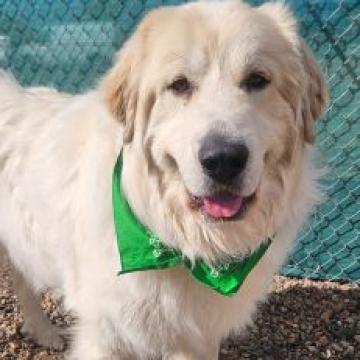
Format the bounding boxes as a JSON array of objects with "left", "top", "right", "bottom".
[{"left": 0, "top": 1, "right": 327, "bottom": 359}]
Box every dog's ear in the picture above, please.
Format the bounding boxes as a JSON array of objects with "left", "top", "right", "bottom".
[
  {"left": 102, "top": 8, "right": 173, "bottom": 144},
  {"left": 102, "top": 8, "right": 166, "bottom": 144},
  {"left": 300, "top": 40, "right": 328, "bottom": 143},
  {"left": 258, "top": 2, "right": 328, "bottom": 144},
  {"left": 102, "top": 35, "right": 142, "bottom": 144}
]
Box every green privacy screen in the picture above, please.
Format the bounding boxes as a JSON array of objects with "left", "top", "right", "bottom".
[{"left": 0, "top": 0, "right": 358, "bottom": 282}]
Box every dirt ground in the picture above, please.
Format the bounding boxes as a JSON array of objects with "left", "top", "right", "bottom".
[{"left": 0, "top": 264, "right": 359, "bottom": 359}]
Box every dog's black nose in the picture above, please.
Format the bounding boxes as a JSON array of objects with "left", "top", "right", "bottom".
[{"left": 199, "top": 136, "right": 249, "bottom": 183}]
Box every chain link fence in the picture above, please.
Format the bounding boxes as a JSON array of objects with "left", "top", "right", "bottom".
[{"left": 0, "top": 0, "right": 359, "bottom": 282}]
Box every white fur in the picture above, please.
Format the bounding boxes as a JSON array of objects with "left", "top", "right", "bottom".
[{"left": 0, "top": 1, "right": 327, "bottom": 359}]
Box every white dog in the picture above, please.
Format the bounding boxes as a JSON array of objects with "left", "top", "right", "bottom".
[{"left": 0, "top": 1, "right": 327, "bottom": 359}]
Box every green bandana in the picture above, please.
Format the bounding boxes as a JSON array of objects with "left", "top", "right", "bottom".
[{"left": 112, "top": 155, "right": 271, "bottom": 297}]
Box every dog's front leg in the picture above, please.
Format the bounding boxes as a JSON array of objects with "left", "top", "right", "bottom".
[
  {"left": 67, "top": 322, "right": 116, "bottom": 360},
  {"left": 10, "top": 262, "right": 65, "bottom": 351},
  {"left": 164, "top": 341, "right": 219, "bottom": 360},
  {"left": 68, "top": 319, "right": 135, "bottom": 360}
]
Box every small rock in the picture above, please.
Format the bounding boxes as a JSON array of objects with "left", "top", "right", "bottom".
[
  {"left": 333, "top": 302, "right": 343, "bottom": 312},
  {"left": 8, "top": 341, "right": 18, "bottom": 353},
  {"left": 343, "top": 345, "right": 354, "bottom": 356},
  {"left": 307, "top": 345, "right": 317, "bottom": 352},
  {"left": 353, "top": 334, "right": 360, "bottom": 343},
  {"left": 288, "top": 335, "right": 298, "bottom": 344},
  {"left": 317, "top": 335, "right": 329, "bottom": 346},
  {"left": 321, "top": 310, "right": 333, "bottom": 322},
  {"left": 332, "top": 343, "right": 343, "bottom": 352}
]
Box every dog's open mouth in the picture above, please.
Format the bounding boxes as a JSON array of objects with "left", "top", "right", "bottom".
[{"left": 189, "top": 191, "right": 255, "bottom": 221}]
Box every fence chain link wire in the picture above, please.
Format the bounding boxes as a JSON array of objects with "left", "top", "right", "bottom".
[{"left": 0, "top": 0, "right": 358, "bottom": 282}]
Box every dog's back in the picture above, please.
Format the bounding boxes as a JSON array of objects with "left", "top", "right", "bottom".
[
  {"left": 0, "top": 71, "right": 71, "bottom": 167},
  {"left": 0, "top": 70, "right": 119, "bottom": 292},
  {"left": 0, "top": 72, "right": 70, "bottom": 289}
]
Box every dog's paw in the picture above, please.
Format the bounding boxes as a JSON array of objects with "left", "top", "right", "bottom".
[{"left": 20, "top": 321, "right": 65, "bottom": 351}]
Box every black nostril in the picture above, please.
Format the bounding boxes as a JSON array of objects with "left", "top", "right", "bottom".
[
  {"left": 202, "top": 157, "right": 220, "bottom": 172},
  {"left": 229, "top": 156, "right": 243, "bottom": 169},
  {"left": 199, "top": 136, "right": 249, "bottom": 184}
]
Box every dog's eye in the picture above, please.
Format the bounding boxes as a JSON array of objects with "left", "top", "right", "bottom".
[
  {"left": 241, "top": 73, "right": 270, "bottom": 92},
  {"left": 168, "top": 77, "right": 191, "bottom": 95}
]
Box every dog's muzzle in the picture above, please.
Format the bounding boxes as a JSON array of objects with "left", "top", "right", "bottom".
[{"left": 190, "top": 135, "right": 252, "bottom": 220}]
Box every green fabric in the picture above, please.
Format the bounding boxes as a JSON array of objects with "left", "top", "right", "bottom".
[{"left": 112, "top": 154, "right": 271, "bottom": 297}]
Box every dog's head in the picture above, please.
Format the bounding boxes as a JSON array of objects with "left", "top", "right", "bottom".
[{"left": 102, "top": 1, "right": 327, "bottom": 261}]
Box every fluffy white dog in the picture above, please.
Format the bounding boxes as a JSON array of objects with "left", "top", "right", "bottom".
[{"left": 0, "top": 1, "right": 327, "bottom": 359}]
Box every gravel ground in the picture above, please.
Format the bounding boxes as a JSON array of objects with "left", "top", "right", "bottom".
[{"left": 0, "top": 264, "right": 359, "bottom": 359}]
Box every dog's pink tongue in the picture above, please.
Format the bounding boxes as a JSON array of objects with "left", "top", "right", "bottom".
[{"left": 203, "top": 193, "right": 243, "bottom": 219}]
